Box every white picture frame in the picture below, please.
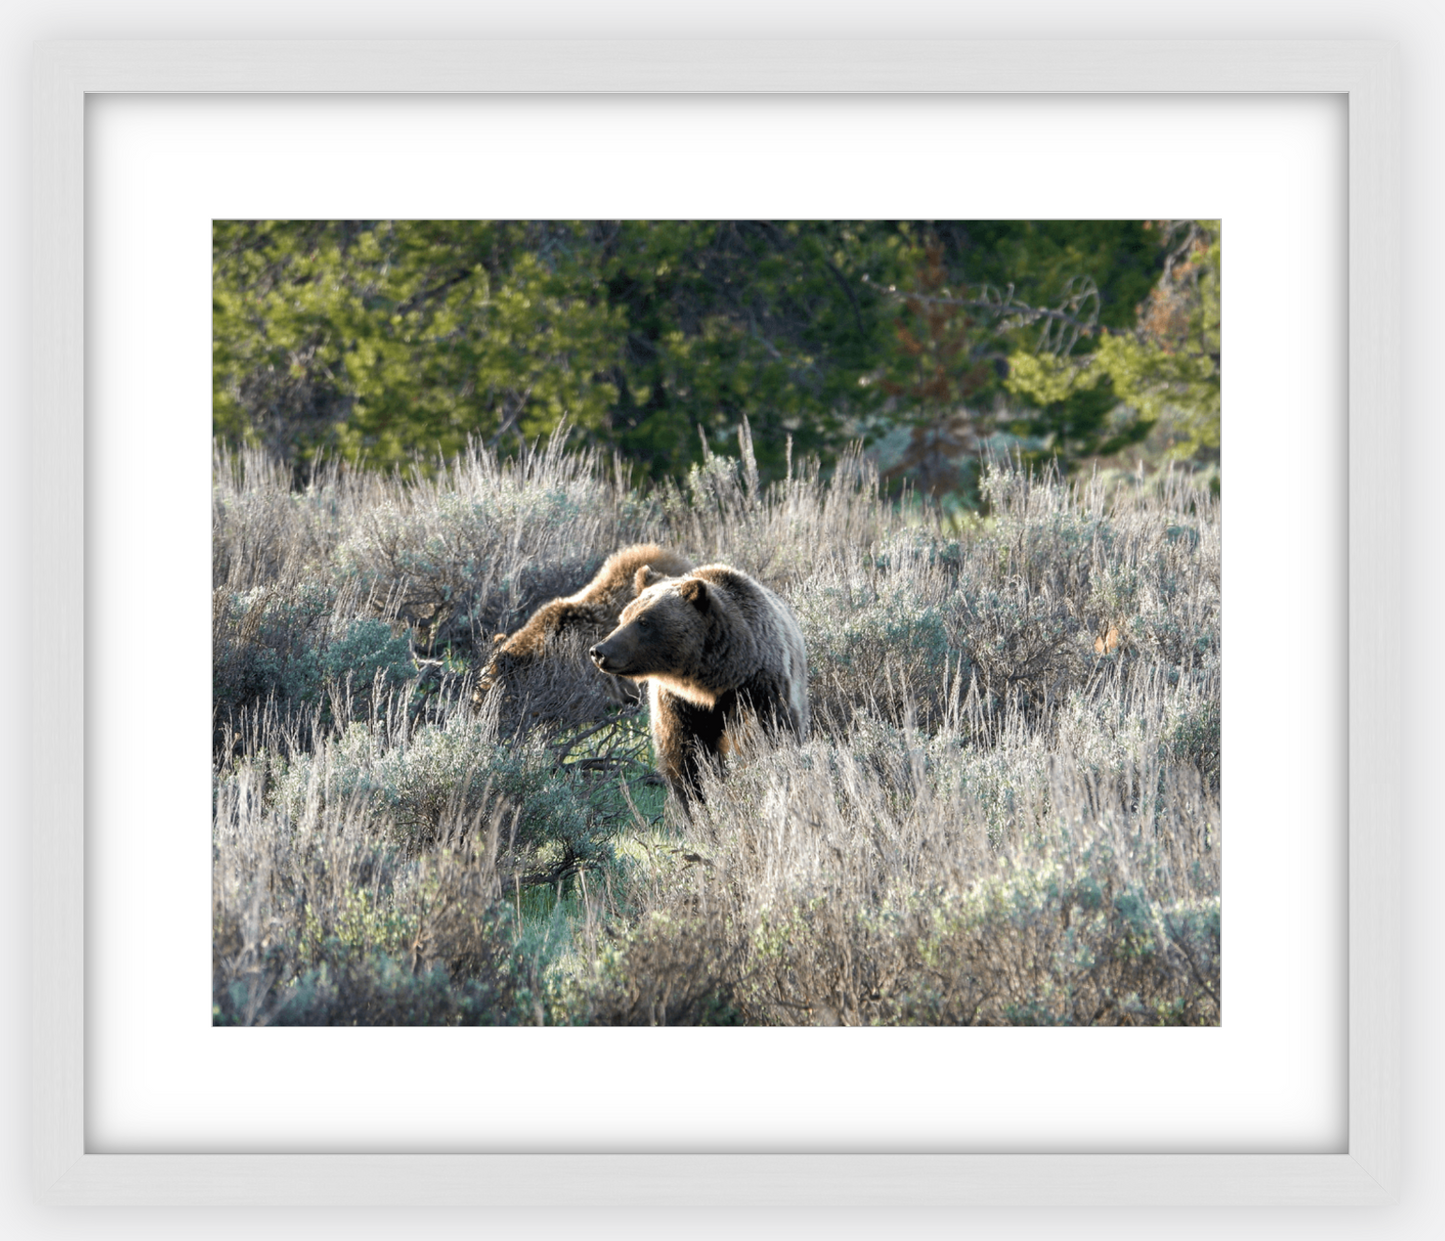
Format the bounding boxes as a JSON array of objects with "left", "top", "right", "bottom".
[{"left": 31, "top": 39, "right": 1400, "bottom": 1207}]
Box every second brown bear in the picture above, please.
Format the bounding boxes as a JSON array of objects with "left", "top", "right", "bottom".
[
  {"left": 481, "top": 543, "right": 693, "bottom": 706},
  {"left": 589, "top": 563, "right": 809, "bottom": 806}
]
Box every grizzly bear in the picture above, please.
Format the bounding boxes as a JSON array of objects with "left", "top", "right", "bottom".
[
  {"left": 479, "top": 544, "right": 693, "bottom": 708},
  {"left": 589, "top": 564, "right": 809, "bottom": 805}
]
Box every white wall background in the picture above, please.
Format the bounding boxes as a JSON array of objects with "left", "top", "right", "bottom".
[{"left": 3, "top": 2, "right": 1439, "bottom": 1238}]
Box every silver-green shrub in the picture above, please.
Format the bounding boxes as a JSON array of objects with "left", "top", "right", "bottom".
[{"left": 214, "top": 430, "right": 1220, "bottom": 1025}]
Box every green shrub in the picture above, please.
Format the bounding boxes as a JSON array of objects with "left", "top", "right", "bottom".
[
  {"left": 269, "top": 714, "right": 608, "bottom": 878},
  {"left": 322, "top": 618, "right": 414, "bottom": 688}
]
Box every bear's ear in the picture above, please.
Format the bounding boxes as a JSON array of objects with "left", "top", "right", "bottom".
[
  {"left": 493, "top": 633, "right": 508, "bottom": 645},
  {"left": 678, "top": 577, "right": 710, "bottom": 613},
  {"left": 634, "top": 565, "right": 664, "bottom": 594}
]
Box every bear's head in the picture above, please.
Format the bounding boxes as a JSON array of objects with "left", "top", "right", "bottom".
[{"left": 589, "top": 577, "right": 711, "bottom": 680}]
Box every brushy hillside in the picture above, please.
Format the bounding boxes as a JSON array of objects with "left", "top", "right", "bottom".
[{"left": 212, "top": 429, "right": 1220, "bottom": 1026}]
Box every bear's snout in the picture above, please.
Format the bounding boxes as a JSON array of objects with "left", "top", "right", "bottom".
[
  {"left": 591, "top": 627, "right": 641, "bottom": 676},
  {"left": 590, "top": 640, "right": 622, "bottom": 673}
]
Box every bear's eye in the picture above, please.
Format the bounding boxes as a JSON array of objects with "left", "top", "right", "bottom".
[{"left": 636, "top": 616, "right": 651, "bottom": 631}]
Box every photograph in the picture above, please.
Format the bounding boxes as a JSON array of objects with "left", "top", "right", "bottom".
[{"left": 210, "top": 218, "right": 1222, "bottom": 1027}]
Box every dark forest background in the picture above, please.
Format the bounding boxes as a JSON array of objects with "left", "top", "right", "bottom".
[{"left": 213, "top": 219, "right": 1220, "bottom": 507}]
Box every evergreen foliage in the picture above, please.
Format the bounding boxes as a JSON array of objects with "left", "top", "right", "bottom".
[
  {"left": 1004, "top": 220, "right": 1221, "bottom": 467},
  {"left": 214, "top": 219, "right": 1215, "bottom": 499}
]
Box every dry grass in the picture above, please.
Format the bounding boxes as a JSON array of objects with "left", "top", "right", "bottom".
[{"left": 213, "top": 428, "right": 1219, "bottom": 1025}]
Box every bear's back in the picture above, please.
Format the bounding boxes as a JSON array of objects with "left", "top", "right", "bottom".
[{"left": 571, "top": 543, "right": 694, "bottom": 616}]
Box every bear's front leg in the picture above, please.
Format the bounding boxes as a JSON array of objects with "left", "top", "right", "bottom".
[{"left": 651, "top": 687, "right": 727, "bottom": 807}]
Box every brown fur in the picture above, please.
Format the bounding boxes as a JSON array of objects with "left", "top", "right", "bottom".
[
  {"left": 479, "top": 544, "right": 692, "bottom": 704},
  {"left": 589, "top": 564, "right": 809, "bottom": 805}
]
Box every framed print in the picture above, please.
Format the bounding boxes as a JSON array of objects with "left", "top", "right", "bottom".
[{"left": 32, "top": 40, "right": 1399, "bottom": 1206}]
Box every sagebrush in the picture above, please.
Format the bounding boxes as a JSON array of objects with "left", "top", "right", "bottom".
[{"left": 213, "top": 429, "right": 1220, "bottom": 1025}]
